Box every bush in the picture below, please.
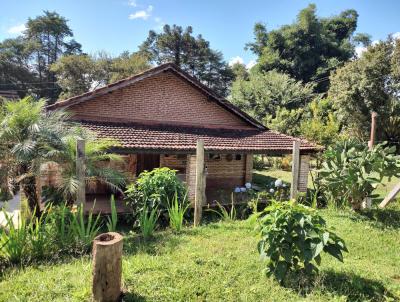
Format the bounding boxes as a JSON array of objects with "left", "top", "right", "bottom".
[
  {"left": 167, "top": 191, "right": 189, "bottom": 232},
  {"left": 318, "top": 140, "right": 400, "bottom": 210},
  {"left": 125, "top": 167, "right": 186, "bottom": 222},
  {"left": 139, "top": 206, "right": 159, "bottom": 239},
  {"left": 256, "top": 201, "right": 347, "bottom": 284}
]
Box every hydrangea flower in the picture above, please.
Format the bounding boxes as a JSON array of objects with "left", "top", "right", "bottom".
[
  {"left": 234, "top": 187, "right": 241, "bottom": 193},
  {"left": 240, "top": 187, "right": 247, "bottom": 192},
  {"left": 275, "top": 179, "right": 283, "bottom": 188},
  {"left": 269, "top": 188, "right": 275, "bottom": 194},
  {"left": 245, "top": 182, "right": 252, "bottom": 189}
]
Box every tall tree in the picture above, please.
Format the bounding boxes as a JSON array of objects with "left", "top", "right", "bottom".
[
  {"left": 329, "top": 36, "right": 400, "bottom": 143},
  {"left": 248, "top": 4, "right": 365, "bottom": 92},
  {"left": 139, "top": 24, "right": 233, "bottom": 96},
  {"left": 25, "top": 11, "right": 82, "bottom": 101},
  {"left": 51, "top": 51, "right": 150, "bottom": 99}
]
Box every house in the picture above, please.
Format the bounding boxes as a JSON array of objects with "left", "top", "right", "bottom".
[{"left": 47, "top": 63, "right": 319, "bottom": 210}]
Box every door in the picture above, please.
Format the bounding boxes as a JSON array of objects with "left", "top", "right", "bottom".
[{"left": 136, "top": 153, "right": 160, "bottom": 176}]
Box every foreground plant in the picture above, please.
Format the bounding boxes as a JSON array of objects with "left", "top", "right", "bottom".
[
  {"left": 167, "top": 191, "right": 189, "bottom": 232},
  {"left": 318, "top": 140, "right": 400, "bottom": 210},
  {"left": 139, "top": 206, "right": 159, "bottom": 239},
  {"left": 256, "top": 201, "right": 347, "bottom": 284},
  {"left": 71, "top": 205, "right": 102, "bottom": 250},
  {"left": 106, "top": 195, "right": 118, "bottom": 232}
]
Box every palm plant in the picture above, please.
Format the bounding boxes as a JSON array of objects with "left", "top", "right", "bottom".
[
  {"left": 0, "top": 97, "right": 70, "bottom": 213},
  {"left": 51, "top": 134, "right": 127, "bottom": 204}
]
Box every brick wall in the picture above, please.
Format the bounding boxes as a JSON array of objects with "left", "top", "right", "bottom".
[
  {"left": 69, "top": 71, "right": 250, "bottom": 129},
  {"left": 186, "top": 153, "right": 250, "bottom": 201}
]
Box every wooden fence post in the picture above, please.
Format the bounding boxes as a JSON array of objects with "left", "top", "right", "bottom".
[
  {"left": 290, "top": 140, "right": 300, "bottom": 200},
  {"left": 76, "top": 139, "right": 86, "bottom": 206},
  {"left": 194, "top": 140, "right": 205, "bottom": 227}
]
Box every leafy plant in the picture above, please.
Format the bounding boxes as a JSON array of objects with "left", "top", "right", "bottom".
[
  {"left": 139, "top": 206, "right": 159, "bottom": 239},
  {"left": 46, "top": 203, "right": 75, "bottom": 249},
  {"left": 71, "top": 205, "right": 102, "bottom": 249},
  {"left": 27, "top": 208, "right": 50, "bottom": 260},
  {"left": 106, "top": 195, "right": 118, "bottom": 232},
  {"left": 0, "top": 210, "right": 28, "bottom": 264},
  {"left": 257, "top": 201, "right": 347, "bottom": 284},
  {"left": 125, "top": 167, "right": 186, "bottom": 221},
  {"left": 318, "top": 141, "right": 400, "bottom": 210},
  {"left": 167, "top": 191, "right": 189, "bottom": 232},
  {"left": 208, "top": 196, "right": 236, "bottom": 222}
]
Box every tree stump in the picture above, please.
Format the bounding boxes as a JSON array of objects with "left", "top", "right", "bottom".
[{"left": 92, "top": 232, "right": 123, "bottom": 302}]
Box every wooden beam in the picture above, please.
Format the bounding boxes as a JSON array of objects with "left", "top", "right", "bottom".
[
  {"left": 379, "top": 182, "right": 400, "bottom": 208},
  {"left": 194, "top": 140, "right": 205, "bottom": 227},
  {"left": 290, "top": 140, "right": 300, "bottom": 200},
  {"left": 76, "top": 139, "right": 86, "bottom": 206}
]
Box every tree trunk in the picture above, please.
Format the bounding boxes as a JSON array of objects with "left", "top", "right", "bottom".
[
  {"left": 92, "top": 232, "right": 123, "bottom": 302},
  {"left": 22, "top": 175, "right": 41, "bottom": 216}
]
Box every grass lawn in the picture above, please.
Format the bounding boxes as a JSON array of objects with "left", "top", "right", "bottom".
[
  {"left": 1, "top": 169, "right": 399, "bottom": 301},
  {"left": 0, "top": 206, "right": 399, "bottom": 301}
]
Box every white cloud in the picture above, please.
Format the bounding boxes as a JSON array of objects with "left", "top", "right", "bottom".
[
  {"left": 229, "top": 56, "right": 256, "bottom": 69},
  {"left": 355, "top": 45, "right": 367, "bottom": 58},
  {"left": 246, "top": 60, "right": 256, "bottom": 69},
  {"left": 128, "top": 0, "right": 137, "bottom": 7},
  {"left": 392, "top": 32, "right": 400, "bottom": 40},
  {"left": 228, "top": 56, "right": 244, "bottom": 66},
  {"left": 7, "top": 23, "right": 26, "bottom": 35},
  {"left": 153, "top": 17, "right": 164, "bottom": 30},
  {"left": 129, "top": 5, "right": 153, "bottom": 20}
]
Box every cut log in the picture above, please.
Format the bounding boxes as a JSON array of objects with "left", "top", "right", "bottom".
[
  {"left": 379, "top": 182, "right": 400, "bottom": 209},
  {"left": 92, "top": 232, "right": 123, "bottom": 302}
]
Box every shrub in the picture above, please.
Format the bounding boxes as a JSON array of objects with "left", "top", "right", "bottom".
[
  {"left": 125, "top": 167, "right": 186, "bottom": 221},
  {"left": 139, "top": 206, "right": 159, "bottom": 239},
  {"left": 257, "top": 201, "right": 347, "bottom": 284},
  {"left": 167, "top": 191, "right": 189, "bottom": 232},
  {"left": 318, "top": 141, "right": 400, "bottom": 210}
]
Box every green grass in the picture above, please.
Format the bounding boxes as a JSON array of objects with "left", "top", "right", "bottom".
[{"left": 1, "top": 206, "right": 399, "bottom": 301}]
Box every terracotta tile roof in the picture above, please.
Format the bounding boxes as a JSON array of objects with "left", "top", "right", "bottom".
[{"left": 78, "top": 120, "right": 320, "bottom": 153}]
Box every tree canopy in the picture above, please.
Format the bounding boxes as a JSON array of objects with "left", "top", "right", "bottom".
[
  {"left": 139, "top": 24, "right": 233, "bottom": 96},
  {"left": 247, "top": 4, "right": 368, "bottom": 92},
  {"left": 329, "top": 36, "right": 400, "bottom": 143}
]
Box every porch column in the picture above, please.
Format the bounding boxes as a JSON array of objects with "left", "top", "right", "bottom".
[
  {"left": 298, "top": 155, "right": 310, "bottom": 193},
  {"left": 194, "top": 140, "right": 205, "bottom": 227},
  {"left": 244, "top": 154, "right": 253, "bottom": 183},
  {"left": 290, "top": 140, "right": 300, "bottom": 199},
  {"left": 76, "top": 139, "right": 86, "bottom": 206}
]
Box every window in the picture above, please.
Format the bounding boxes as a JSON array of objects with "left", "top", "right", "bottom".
[
  {"left": 177, "top": 154, "right": 186, "bottom": 160},
  {"left": 208, "top": 153, "right": 221, "bottom": 161},
  {"left": 235, "top": 154, "right": 242, "bottom": 160}
]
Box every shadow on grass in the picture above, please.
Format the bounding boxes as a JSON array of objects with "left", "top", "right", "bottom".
[
  {"left": 284, "top": 270, "right": 395, "bottom": 301},
  {"left": 123, "top": 231, "right": 188, "bottom": 256},
  {"left": 317, "top": 270, "right": 396, "bottom": 302},
  {"left": 252, "top": 172, "right": 279, "bottom": 187},
  {"left": 352, "top": 208, "right": 400, "bottom": 229}
]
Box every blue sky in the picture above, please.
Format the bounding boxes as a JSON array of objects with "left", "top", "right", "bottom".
[{"left": 1, "top": 0, "right": 399, "bottom": 67}]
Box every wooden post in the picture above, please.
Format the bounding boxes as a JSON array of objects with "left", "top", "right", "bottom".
[
  {"left": 379, "top": 182, "right": 400, "bottom": 208},
  {"left": 290, "top": 140, "right": 300, "bottom": 200},
  {"left": 194, "top": 140, "right": 205, "bottom": 227},
  {"left": 92, "top": 232, "right": 123, "bottom": 302},
  {"left": 76, "top": 139, "right": 86, "bottom": 206},
  {"left": 368, "top": 112, "right": 377, "bottom": 150}
]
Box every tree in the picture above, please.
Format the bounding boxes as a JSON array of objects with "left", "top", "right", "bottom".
[
  {"left": 51, "top": 51, "right": 150, "bottom": 99},
  {"left": 329, "top": 36, "right": 400, "bottom": 143},
  {"left": 25, "top": 11, "right": 82, "bottom": 101},
  {"left": 230, "top": 69, "right": 314, "bottom": 123},
  {"left": 231, "top": 62, "right": 249, "bottom": 81},
  {"left": 0, "top": 97, "right": 69, "bottom": 213},
  {"left": 139, "top": 24, "right": 233, "bottom": 96},
  {"left": 248, "top": 5, "right": 365, "bottom": 92}
]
